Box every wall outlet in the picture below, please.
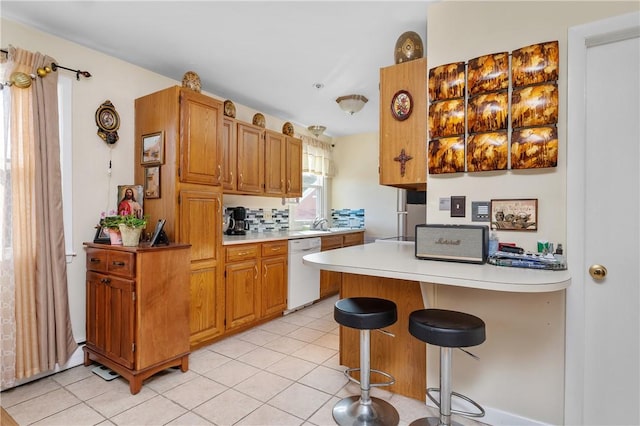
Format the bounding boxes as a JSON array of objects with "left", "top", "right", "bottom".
[{"left": 263, "top": 210, "right": 273, "bottom": 221}]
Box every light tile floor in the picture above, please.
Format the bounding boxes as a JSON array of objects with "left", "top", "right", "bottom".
[{"left": 1, "top": 295, "right": 488, "bottom": 426}]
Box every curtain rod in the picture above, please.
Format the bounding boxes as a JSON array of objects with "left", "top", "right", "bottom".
[{"left": 1, "top": 48, "right": 91, "bottom": 81}]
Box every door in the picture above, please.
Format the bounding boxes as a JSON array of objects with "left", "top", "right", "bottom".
[
  {"left": 261, "top": 256, "right": 288, "bottom": 317},
  {"left": 286, "top": 136, "right": 303, "bottom": 197},
  {"left": 264, "top": 130, "right": 286, "bottom": 195},
  {"left": 567, "top": 11, "right": 639, "bottom": 425},
  {"left": 237, "top": 122, "right": 264, "bottom": 193},
  {"left": 225, "top": 260, "right": 259, "bottom": 330}
]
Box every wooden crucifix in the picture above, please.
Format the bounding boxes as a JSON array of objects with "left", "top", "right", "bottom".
[{"left": 393, "top": 148, "right": 413, "bottom": 177}]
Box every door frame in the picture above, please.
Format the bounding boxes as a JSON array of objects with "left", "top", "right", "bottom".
[{"left": 566, "top": 10, "right": 640, "bottom": 425}]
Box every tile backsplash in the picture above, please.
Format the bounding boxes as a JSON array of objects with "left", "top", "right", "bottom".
[
  {"left": 331, "top": 208, "right": 365, "bottom": 229},
  {"left": 224, "top": 207, "right": 289, "bottom": 233}
]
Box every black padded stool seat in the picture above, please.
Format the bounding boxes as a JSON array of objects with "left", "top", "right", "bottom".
[
  {"left": 409, "top": 309, "right": 486, "bottom": 348},
  {"left": 335, "top": 297, "right": 398, "bottom": 330},
  {"left": 408, "top": 309, "right": 486, "bottom": 426},
  {"left": 332, "top": 297, "right": 399, "bottom": 426}
]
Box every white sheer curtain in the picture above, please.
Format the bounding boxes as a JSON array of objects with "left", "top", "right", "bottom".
[{"left": 301, "top": 135, "right": 334, "bottom": 177}]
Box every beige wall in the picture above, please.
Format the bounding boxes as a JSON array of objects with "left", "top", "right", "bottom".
[
  {"left": 426, "top": 1, "right": 639, "bottom": 424},
  {"left": 331, "top": 132, "right": 398, "bottom": 240}
]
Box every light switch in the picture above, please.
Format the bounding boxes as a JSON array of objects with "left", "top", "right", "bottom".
[{"left": 450, "top": 196, "right": 466, "bottom": 217}]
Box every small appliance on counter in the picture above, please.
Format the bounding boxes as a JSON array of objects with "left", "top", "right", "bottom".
[{"left": 225, "top": 207, "right": 249, "bottom": 235}]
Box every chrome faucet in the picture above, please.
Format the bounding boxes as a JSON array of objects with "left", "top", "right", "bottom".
[{"left": 312, "top": 217, "right": 328, "bottom": 230}]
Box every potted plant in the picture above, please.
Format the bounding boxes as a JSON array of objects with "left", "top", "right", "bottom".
[
  {"left": 100, "top": 213, "right": 124, "bottom": 245},
  {"left": 118, "top": 213, "right": 149, "bottom": 246}
]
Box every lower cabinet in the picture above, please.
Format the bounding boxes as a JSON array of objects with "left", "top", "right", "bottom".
[
  {"left": 224, "top": 241, "right": 288, "bottom": 332},
  {"left": 83, "top": 243, "right": 191, "bottom": 394},
  {"left": 319, "top": 231, "right": 365, "bottom": 298}
]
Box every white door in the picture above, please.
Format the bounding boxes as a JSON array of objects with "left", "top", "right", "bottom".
[{"left": 567, "top": 11, "right": 640, "bottom": 426}]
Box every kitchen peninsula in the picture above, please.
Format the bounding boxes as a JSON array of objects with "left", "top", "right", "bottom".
[{"left": 303, "top": 241, "right": 571, "bottom": 421}]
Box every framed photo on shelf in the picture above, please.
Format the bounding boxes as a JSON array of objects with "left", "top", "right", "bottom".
[
  {"left": 144, "top": 166, "right": 160, "bottom": 199},
  {"left": 490, "top": 198, "right": 538, "bottom": 231},
  {"left": 141, "top": 131, "right": 164, "bottom": 165},
  {"left": 93, "top": 225, "right": 110, "bottom": 244}
]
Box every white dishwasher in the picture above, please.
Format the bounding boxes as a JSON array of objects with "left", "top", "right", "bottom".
[{"left": 286, "top": 237, "right": 321, "bottom": 313}]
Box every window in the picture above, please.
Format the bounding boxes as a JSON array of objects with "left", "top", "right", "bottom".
[{"left": 292, "top": 173, "right": 325, "bottom": 226}]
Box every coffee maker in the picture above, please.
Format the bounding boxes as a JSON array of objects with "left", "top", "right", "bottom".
[{"left": 225, "top": 207, "right": 249, "bottom": 235}]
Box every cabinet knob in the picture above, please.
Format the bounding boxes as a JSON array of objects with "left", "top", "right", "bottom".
[
  {"left": 254, "top": 265, "right": 258, "bottom": 280},
  {"left": 90, "top": 258, "right": 100, "bottom": 263},
  {"left": 112, "top": 261, "right": 125, "bottom": 267},
  {"left": 100, "top": 278, "right": 111, "bottom": 284}
]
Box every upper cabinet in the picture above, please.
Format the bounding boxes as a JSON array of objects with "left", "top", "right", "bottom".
[
  {"left": 236, "top": 122, "right": 264, "bottom": 194},
  {"left": 286, "top": 136, "right": 302, "bottom": 197},
  {"left": 379, "top": 57, "right": 427, "bottom": 190},
  {"left": 264, "top": 131, "right": 303, "bottom": 197},
  {"left": 179, "top": 89, "right": 224, "bottom": 185}
]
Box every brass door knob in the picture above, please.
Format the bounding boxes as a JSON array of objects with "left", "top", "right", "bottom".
[{"left": 589, "top": 264, "right": 607, "bottom": 280}]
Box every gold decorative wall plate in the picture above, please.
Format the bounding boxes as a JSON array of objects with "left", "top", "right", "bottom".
[
  {"left": 282, "top": 121, "right": 294, "bottom": 136},
  {"left": 252, "top": 113, "right": 266, "bottom": 128},
  {"left": 182, "top": 71, "right": 201, "bottom": 93},
  {"left": 223, "top": 100, "right": 236, "bottom": 118},
  {"left": 391, "top": 90, "right": 412, "bottom": 121}
]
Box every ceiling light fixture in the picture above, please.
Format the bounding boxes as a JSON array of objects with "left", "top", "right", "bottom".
[
  {"left": 307, "top": 125, "right": 327, "bottom": 137},
  {"left": 336, "top": 94, "right": 368, "bottom": 115}
]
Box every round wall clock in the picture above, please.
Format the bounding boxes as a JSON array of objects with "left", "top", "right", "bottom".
[
  {"left": 95, "top": 100, "right": 120, "bottom": 145},
  {"left": 391, "top": 90, "right": 413, "bottom": 121}
]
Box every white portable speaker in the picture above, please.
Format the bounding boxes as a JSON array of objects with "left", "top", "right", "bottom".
[{"left": 415, "top": 224, "right": 489, "bottom": 264}]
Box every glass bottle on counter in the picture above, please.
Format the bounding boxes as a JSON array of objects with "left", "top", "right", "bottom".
[{"left": 488, "top": 230, "right": 499, "bottom": 256}]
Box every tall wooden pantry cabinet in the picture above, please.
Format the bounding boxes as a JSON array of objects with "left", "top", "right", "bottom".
[{"left": 135, "top": 86, "right": 224, "bottom": 349}]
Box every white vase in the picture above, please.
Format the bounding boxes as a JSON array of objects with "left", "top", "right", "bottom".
[{"left": 118, "top": 224, "right": 142, "bottom": 247}]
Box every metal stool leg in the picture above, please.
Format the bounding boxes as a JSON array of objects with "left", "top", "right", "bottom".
[{"left": 333, "top": 329, "right": 400, "bottom": 426}]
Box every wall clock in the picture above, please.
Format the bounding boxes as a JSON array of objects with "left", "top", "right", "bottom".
[
  {"left": 95, "top": 100, "right": 120, "bottom": 145},
  {"left": 391, "top": 90, "right": 412, "bottom": 121}
]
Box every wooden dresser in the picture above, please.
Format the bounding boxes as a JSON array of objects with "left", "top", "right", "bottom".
[{"left": 83, "top": 242, "right": 191, "bottom": 394}]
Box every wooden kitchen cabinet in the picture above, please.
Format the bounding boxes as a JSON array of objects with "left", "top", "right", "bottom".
[
  {"left": 83, "top": 243, "right": 191, "bottom": 394},
  {"left": 135, "top": 87, "right": 225, "bottom": 349},
  {"left": 286, "top": 136, "right": 303, "bottom": 197},
  {"left": 237, "top": 121, "right": 264, "bottom": 194},
  {"left": 219, "top": 117, "right": 237, "bottom": 191},
  {"left": 224, "top": 244, "right": 260, "bottom": 331},
  {"left": 264, "top": 130, "right": 287, "bottom": 195},
  {"left": 379, "top": 58, "right": 428, "bottom": 190},
  {"left": 260, "top": 240, "right": 288, "bottom": 317},
  {"left": 319, "top": 231, "right": 365, "bottom": 298}
]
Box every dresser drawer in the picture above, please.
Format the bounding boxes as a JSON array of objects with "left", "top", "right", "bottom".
[
  {"left": 106, "top": 251, "right": 136, "bottom": 278},
  {"left": 86, "top": 249, "right": 108, "bottom": 273},
  {"left": 261, "top": 241, "right": 287, "bottom": 257},
  {"left": 226, "top": 244, "right": 259, "bottom": 262}
]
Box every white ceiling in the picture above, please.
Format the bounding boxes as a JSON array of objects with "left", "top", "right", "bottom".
[{"left": 2, "top": 1, "right": 434, "bottom": 137}]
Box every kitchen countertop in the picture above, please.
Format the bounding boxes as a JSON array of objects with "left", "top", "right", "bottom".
[
  {"left": 303, "top": 241, "right": 571, "bottom": 292},
  {"left": 222, "top": 228, "right": 365, "bottom": 246}
]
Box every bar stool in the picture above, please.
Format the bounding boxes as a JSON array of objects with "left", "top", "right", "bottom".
[
  {"left": 408, "top": 309, "right": 486, "bottom": 426},
  {"left": 333, "top": 297, "right": 400, "bottom": 426}
]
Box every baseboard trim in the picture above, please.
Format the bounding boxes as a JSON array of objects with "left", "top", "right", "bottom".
[{"left": 427, "top": 400, "right": 552, "bottom": 426}]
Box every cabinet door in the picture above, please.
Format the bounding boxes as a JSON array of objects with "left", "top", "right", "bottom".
[
  {"left": 264, "top": 130, "right": 286, "bottom": 196},
  {"left": 225, "top": 260, "right": 260, "bottom": 330},
  {"left": 179, "top": 89, "right": 223, "bottom": 185},
  {"left": 237, "top": 122, "right": 264, "bottom": 194},
  {"left": 286, "top": 136, "right": 303, "bottom": 197},
  {"left": 179, "top": 189, "right": 225, "bottom": 345},
  {"left": 379, "top": 58, "right": 427, "bottom": 190},
  {"left": 219, "top": 117, "right": 237, "bottom": 191},
  {"left": 86, "top": 272, "right": 135, "bottom": 368},
  {"left": 261, "top": 256, "right": 288, "bottom": 317}
]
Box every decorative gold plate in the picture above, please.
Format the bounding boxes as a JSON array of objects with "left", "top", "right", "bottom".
[
  {"left": 253, "top": 113, "right": 266, "bottom": 128},
  {"left": 224, "top": 100, "right": 236, "bottom": 118},
  {"left": 282, "top": 121, "right": 294, "bottom": 136}
]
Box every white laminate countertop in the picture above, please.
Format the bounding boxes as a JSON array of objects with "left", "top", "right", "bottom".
[
  {"left": 303, "top": 241, "right": 571, "bottom": 293},
  {"left": 222, "top": 228, "right": 364, "bottom": 246}
]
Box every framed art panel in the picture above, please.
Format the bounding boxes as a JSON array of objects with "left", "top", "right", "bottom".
[
  {"left": 428, "top": 136, "right": 465, "bottom": 174},
  {"left": 144, "top": 166, "right": 161, "bottom": 199},
  {"left": 428, "top": 99, "right": 465, "bottom": 139},
  {"left": 117, "top": 185, "right": 144, "bottom": 217},
  {"left": 511, "top": 83, "right": 558, "bottom": 128},
  {"left": 428, "top": 62, "right": 466, "bottom": 102},
  {"left": 468, "top": 52, "right": 509, "bottom": 96},
  {"left": 511, "top": 41, "right": 559, "bottom": 88},
  {"left": 141, "top": 131, "right": 164, "bottom": 165},
  {"left": 490, "top": 198, "right": 538, "bottom": 231},
  {"left": 511, "top": 126, "right": 558, "bottom": 169},
  {"left": 467, "top": 131, "right": 508, "bottom": 172},
  {"left": 467, "top": 91, "right": 508, "bottom": 134}
]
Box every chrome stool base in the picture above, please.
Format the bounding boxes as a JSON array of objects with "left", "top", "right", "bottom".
[
  {"left": 426, "top": 388, "right": 485, "bottom": 418},
  {"left": 408, "top": 417, "right": 464, "bottom": 426},
  {"left": 333, "top": 395, "right": 400, "bottom": 426}
]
